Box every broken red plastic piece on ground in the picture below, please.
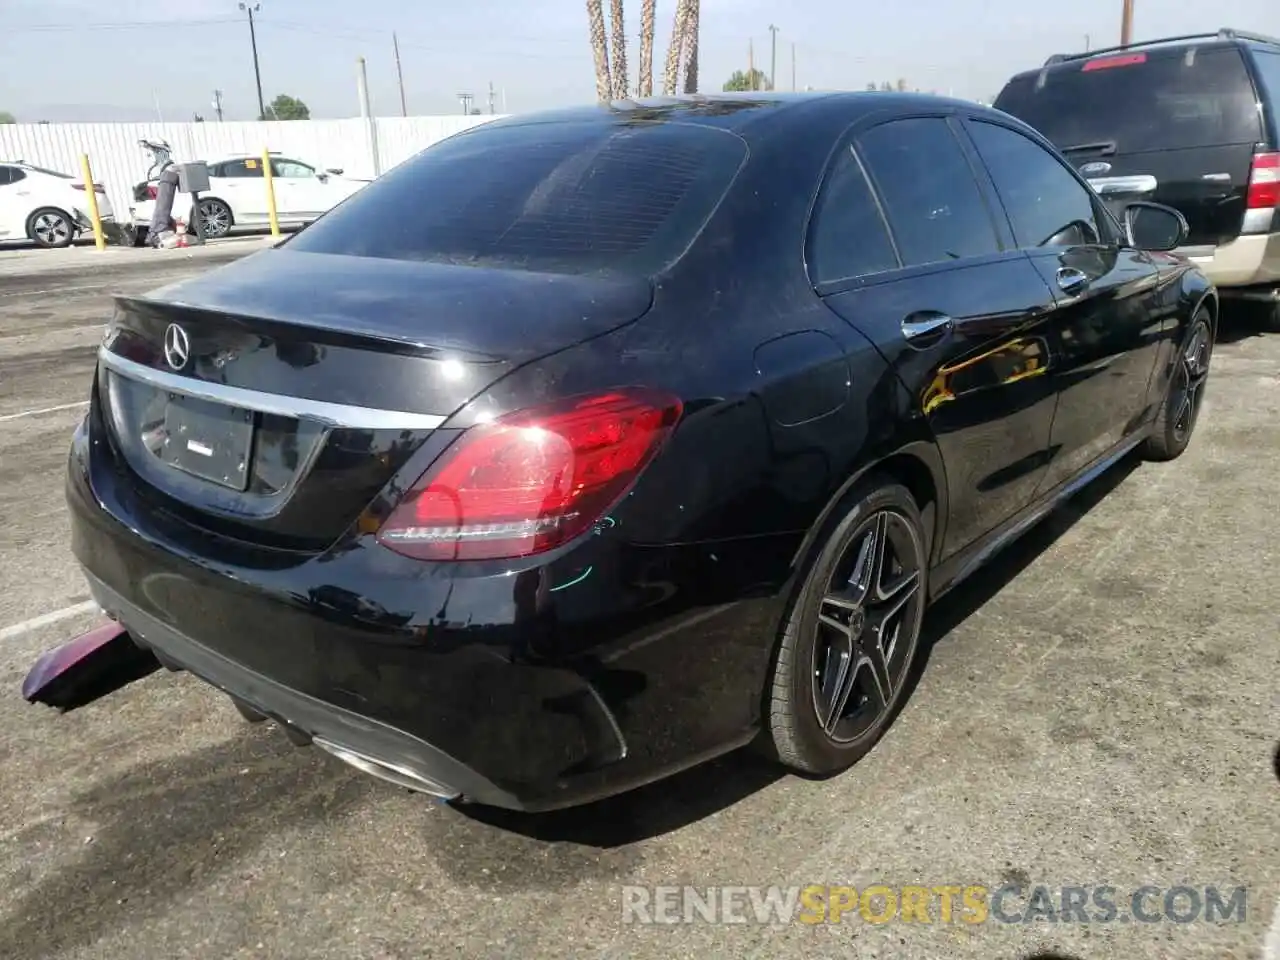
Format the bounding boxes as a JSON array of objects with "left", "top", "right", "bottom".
[{"left": 22, "top": 621, "right": 160, "bottom": 712}]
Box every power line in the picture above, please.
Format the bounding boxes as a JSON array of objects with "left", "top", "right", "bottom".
[{"left": 9, "top": 18, "right": 238, "bottom": 32}]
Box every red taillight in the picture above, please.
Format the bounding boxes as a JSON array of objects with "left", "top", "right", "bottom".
[
  {"left": 1082, "top": 52, "right": 1147, "bottom": 72},
  {"left": 146, "top": 184, "right": 158, "bottom": 199},
  {"left": 376, "top": 389, "right": 683, "bottom": 561},
  {"left": 1246, "top": 152, "right": 1280, "bottom": 209},
  {"left": 73, "top": 182, "right": 106, "bottom": 193}
]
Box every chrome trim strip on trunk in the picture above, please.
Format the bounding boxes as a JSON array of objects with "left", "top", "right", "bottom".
[
  {"left": 97, "top": 347, "right": 448, "bottom": 431},
  {"left": 1087, "top": 174, "right": 1158, "bottom": 195}
]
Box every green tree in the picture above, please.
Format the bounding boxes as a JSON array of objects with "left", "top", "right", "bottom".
[
  {"left": 0, "top": 111, "right": 16, "bottom": 124},
  {"left": 261, "top": 94, "right": 310, "bottom": 120},
  {"left": 722, "top": 68, "right": 770, "bottom": 92}
]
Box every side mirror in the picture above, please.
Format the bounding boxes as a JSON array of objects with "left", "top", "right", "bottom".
[
  {"left": 326, "top": 167, "right": 344, "bottom": 176},
  {"left": 1122, "top": 201, "right": 1187, "bottom": 252}
]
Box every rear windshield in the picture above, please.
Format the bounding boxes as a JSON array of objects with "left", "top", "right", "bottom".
[
  {"left": 994, "top": 46, "right": 1262, "bottom": 154},
  {"left": 287, "top": 119, "right": 747, "bottom": 275}
]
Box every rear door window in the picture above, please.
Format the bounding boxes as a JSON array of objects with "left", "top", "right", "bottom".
[
  {"left": 807, "top": 146, "right": 899, "bottom": 283},
  {"left": 855, "top": 117, "right": 1001, "bottom": 267},
  {"left": 219, "top": 159, "right": 262, "bottom": 178},
  {"left": 995, "top": 46, "right": 1263, "bottom": 153},
  {"left": 287, "top": 120, "right": 748, "bottom": 276}
]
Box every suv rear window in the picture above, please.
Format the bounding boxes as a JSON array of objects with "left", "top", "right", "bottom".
[
  {"left": 287, "top": 119, "right": 748, "bottom": 275},
  {"left": 994, "top": 46, "right": 1262, "bottom": 154}
]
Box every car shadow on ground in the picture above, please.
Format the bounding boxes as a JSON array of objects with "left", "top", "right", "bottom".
[
  {"left": 454, "top": 454, "right": 1144, "bottom": 848},
  {"left": 0, "top": 728, "right": 378, "bottom": 960},
  {"left": 1216, "top": 302, "right": 1277, "bottom": 343}
]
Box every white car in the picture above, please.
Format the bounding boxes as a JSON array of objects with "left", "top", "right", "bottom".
[
  {"left": 0, "top": 161, "right": 117, "bottom": 248},
  {"left": 130, "top": 154, "right": 370, "bottom": 241}
]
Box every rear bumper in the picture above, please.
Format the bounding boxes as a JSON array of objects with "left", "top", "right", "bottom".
[
  {"left": 84, "top": 571, "right": 517, "bottom": 807},
  {"left": 1175, "top": 232, "right": 1280, "bottom": 288}
]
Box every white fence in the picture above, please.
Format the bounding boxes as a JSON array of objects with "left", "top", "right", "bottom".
[{"left": 0, "top": 115, "right": 504, "bottom": 224}]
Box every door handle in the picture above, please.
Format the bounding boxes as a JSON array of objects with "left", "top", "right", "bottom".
[
  {"left": 901, "top": 312, "right": 954, "bottom": 346},
  {"left": 1056, "top": 267, "right": 1089, "bottom": 296}
]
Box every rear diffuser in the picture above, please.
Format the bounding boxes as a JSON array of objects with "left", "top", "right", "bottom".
[{"left": 22, "top": 621, "right": 161, "bottom": 712}]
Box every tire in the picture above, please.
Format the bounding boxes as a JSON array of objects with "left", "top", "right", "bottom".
[
  {"left": 133, "top": 225, "right": 149, "bottom": 248},
  {"left": 193, "top": 198, "right": 232, "bottom": 239},
  {"left": 26, "top": 207, "right": 75, "bottom": 249},
  {"left": 766, "top": 477, "right": 928, "bottom": 775},
  {"left": 1260, "top": 299, "right": 1280, "bottom": 334},
  {"left": 1142, "top": 308, "right": 1213, "bottom": 462}
]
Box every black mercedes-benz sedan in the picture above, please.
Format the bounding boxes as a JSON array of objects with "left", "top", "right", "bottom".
[{"left": 58, "top": 93, "right": 1215, "bottom": 811}]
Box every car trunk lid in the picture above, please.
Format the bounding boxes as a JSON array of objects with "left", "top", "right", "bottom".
[{"left": 97, "top": 248, "right": 654, "bottom": 551}]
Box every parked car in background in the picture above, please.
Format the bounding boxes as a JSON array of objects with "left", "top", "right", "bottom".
[
  {"left": 994, "top": 27, "right": 1280, "bottom": 329},
  {"left": 129, "top": 153, "right": 370, "bottom": 242},
  {"left": 0, "top": 160, "right": 116, "bottom": 248},
  {"left": 60, "top": 94, "right": 1214, "bottom": 811}
]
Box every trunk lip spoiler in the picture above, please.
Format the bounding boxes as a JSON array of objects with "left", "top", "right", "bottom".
[{"left": 98, "top": 346, "right": 448, "bottom": 431}]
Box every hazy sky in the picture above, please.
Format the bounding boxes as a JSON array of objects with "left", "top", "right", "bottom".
[{"left": 3, "top": 0, "right": 1276, "bottom": 122}]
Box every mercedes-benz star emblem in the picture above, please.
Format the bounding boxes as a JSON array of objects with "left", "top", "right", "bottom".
[{"left": 163, "top": 323, "right": 190, "bottom": 371}]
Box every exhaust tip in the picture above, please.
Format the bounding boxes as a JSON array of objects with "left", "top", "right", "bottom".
[{"left": 312, "top": 737, "right": 459, "bottom": 799}]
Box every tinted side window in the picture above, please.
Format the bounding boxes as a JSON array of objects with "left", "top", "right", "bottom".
[
  {"left": 1254, "top": 51, "right": 1280, "bottom": 130},
  {"left": 808, "top": 147, "right": 898, "bottom": 283},
  {"left": 273, "top": 159, "right": 314, "bottom": 178},
  {"left": 7, "top": 168, "right": 26, "bottom": 185},
  {"left": 856, "top": 118, "right": 999, "bottom": 267},
  {"left": 968, "top": 121, "right": 1101, "bottom": 248},
  {"left": 219, "top": 159, "right": 262, "bottom": 178},
  {"left": 0, "top": 166, "right": 13, "bottom": 186}
]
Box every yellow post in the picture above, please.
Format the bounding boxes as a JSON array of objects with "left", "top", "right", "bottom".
[
  {"left": 78, "top": 154, "right": 105, "bottom": 251},
  {"left": 261, "top": 148, "right": 281, "bottom": 237}
]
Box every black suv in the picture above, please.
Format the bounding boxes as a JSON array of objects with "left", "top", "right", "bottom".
[{"left": 995, "top": 28, "right": 1280, "bottom": 328}]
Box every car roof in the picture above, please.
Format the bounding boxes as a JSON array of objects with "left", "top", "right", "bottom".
[
  {"left": 1008, "top": 27, "right": 1280, "bottom": 81},
  {"left": 472, "top": 92, "right": 999, "bottom": 143}
]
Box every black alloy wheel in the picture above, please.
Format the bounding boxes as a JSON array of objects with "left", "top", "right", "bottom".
[
  {"left": 1144, "top": 310, "right": 1213, "bottom": 461},
  {"left": 767, "top": 479, "right": 927, "bottom": 775},
  {"left": 812, "top": 508, "right": 923, "bottom": 744}
]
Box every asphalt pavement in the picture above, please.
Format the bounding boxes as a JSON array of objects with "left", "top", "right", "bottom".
[{"left": 0, "top": 252, "right": 1277, "bottom": 960}]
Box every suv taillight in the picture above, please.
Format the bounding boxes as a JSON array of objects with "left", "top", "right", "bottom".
[
  {"left": 72, "top": 182, "right": 106, "bottom": 194},
  {"left": 1246, "top": 152, "right": 1279, "bottom": 209},
  {"left": 376, "top": 389, "right": 683, "bottom": 561}
]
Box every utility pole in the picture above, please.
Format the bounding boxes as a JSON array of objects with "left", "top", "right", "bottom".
[
  {"left": 768, "top": 24, "right": 779, "bottom": 92},
  {"left": 791, "top": 41, "right": 796, "bottom": 91},
  {"left": 239, "top": 2, "right": 265, "bottom": 120},
  {"left": 393, "top": 33, "right": 408, "bottom": 116},
  {"left": 1120, "top": 0, "right": 1134, "bottom": 46},
  {"left": 458, "top": 92, "right": 473, "bottom": 115},
  {"left": 748, "top": 38, "right": 755, "bottom": 91},
  {"left": 487, "top": 81, "right": 495, "bottom": 114},
  {"left": 1084, "top": 33, "right": 1091, "bottom": 52},
  {"left": 213, "top": 89, "right": 224, "bottom": 121}
]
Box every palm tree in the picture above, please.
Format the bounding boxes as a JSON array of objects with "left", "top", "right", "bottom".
[
  {"left": 587, "top": 0, "right": 613, "bottom": 102},
  {"left": 662, "top": 0, "right": 689, "bottom": 95},
  {"left": 610, "top": 0, "right": 629, "bottom": 99},
  {"left": 681, "top": 0, "right": 699, "bottom": 93},
  {"left": 637, "top": 0, "right": 656, "bottom": 97}
]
